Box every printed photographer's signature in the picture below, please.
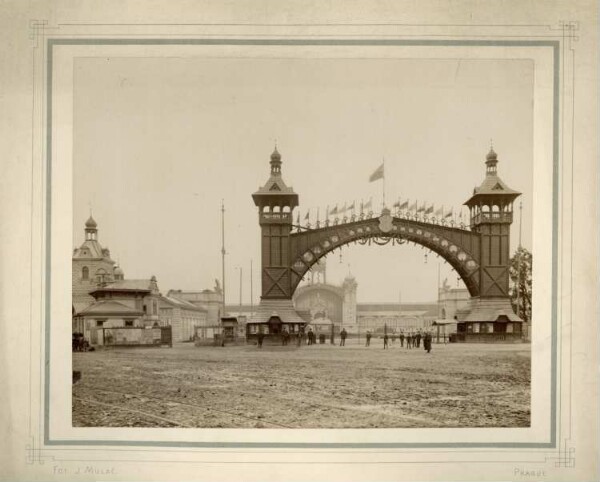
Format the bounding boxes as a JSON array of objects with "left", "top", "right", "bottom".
[{"left": 53, "top": 465, "right": 116, "bottom": 476}]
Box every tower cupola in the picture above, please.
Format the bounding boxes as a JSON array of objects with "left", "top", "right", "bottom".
[
  {"left": 85, "top": 215, "right": 98, "bottom": 240},
  {"left": 464, "top": 147, "right": 521, "bottom": 229},
  {"left": 270, "top": 147, "right": 282, "bottom": 175},
  {"left": 485, "top": 147, "right": 498, "bottom": 175},
  {"left": 252, "top": 147, "right": 299, "bottom": 212}
]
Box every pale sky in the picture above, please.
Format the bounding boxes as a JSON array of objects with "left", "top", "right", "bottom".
[{"left": 73, "top": 57, "right": 533, "bottom": 304}]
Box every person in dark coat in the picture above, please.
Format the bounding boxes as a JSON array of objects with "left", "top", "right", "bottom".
[
  {"left": 423, "top": 331, "right": 432, "bottom": 353},
  {"left": 406, "top": 333, "right": 412, "bottom": 349},
  {"left": 416, "top": 331, "right": 422, "bottom": 348},
  {"left": 340, "top": 328, "right": 347, "bottom": 346},
  {"left": 383, "top": 333, "right": 389, "bottom": 349},
  {"left": 399, "top": 332, "right": 405, "bottom": 347},
  {"left": 257, "top": 330, "right": 264, "bottom": 348},
  {"left": 365, "top": 331, "right": 372, "bottom": 347}
]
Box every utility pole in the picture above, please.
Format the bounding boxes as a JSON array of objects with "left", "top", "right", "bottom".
[
  {"left": 250, "top": 259, "right": 254, "bottom": 318},
  {"left": 238, "top": 266, "right": 243, "bottom": 313},
  {"left": 221, "top": 200, "right": 226, "bottom": 323}
]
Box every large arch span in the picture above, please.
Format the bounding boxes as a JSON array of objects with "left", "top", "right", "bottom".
[{"left": 288, "top": 212, "right": 481, "bottom": 297}]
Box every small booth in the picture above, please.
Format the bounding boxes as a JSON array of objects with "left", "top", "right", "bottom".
[
  {"left": 455, "top": 314, "right": 523, "bottom": 342},
  {"left": 432, "top": 319, "right": 457, "bottom": 343},
  {"left": 220, "top": 317, "right": 239, "bottom": 342}
]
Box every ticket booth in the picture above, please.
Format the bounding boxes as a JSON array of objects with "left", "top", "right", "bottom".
[{"left": 220, "top": 317, "right": 239, "bottom": 341}]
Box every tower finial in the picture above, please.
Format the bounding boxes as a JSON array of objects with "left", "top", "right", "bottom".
[{"left": 490, "top": 138, "right": 493, "bottom": 150}]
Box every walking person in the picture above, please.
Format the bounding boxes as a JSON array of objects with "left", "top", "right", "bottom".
[
  {"left": 424, "top": 331, "right": 432, "bottom": 353},
  {"left": 399, "top": 332, "right": 405, "bottom": 347},
  {"left": 340, "top": 328, "right": 347, "bottom": 346},
  {"left": 416, "top": 331, "right": 422, "bottom": 348},
  {"left": 257, "top": 330, "right": 264, "bottom": 349},
  {"left": 383, "top": 332, "right": 389, "bottom": 349},
  {"left": 406, "top": 333, "right": 412, "bottom": 349},
  {"left": 365, "top": 331, "right": 372, "bottom": 347}
]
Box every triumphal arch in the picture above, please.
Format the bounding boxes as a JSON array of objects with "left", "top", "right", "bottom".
[{"left": 248, "top": 147, "right": 523, "bottom": 340}]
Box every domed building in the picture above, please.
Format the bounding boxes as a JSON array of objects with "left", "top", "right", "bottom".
[{"left": 72, "top": 215, "right": 117, "bottom": 316}]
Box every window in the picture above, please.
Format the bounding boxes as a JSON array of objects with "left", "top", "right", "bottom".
[
  {"left": 96, "top": 320, "right": 105, "bottom": 327},
  {"left": 82, "top": 267, "right": 89, "bottom": 280},
  {"left": 124, "top": 320, "right": 134, "bottom": 327}
]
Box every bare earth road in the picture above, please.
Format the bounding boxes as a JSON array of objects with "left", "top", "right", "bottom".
[{"left": 72, "top": 341, "right": 530, "bottom": 428}]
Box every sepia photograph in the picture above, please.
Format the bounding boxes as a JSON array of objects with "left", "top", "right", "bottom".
[
  {"left": 70, "top": 56, "right": 533, "bottom": 429},
  {"left": 1, "top": 1, "right": 598, "bottom": 481}
]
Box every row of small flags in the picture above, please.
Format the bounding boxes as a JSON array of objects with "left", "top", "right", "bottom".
[
  {"left": 296, "top": 162, "right": 463, "bottom": 224},
  {"left": 392, "top": 200, "right": 455, "bottom": 219},
  {"left": 297, "top": 200, "right": 462, "bottom": 224}
]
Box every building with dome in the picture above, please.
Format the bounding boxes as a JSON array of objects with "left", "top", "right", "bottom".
[
  {"left": 72, "top": 215, "right": 119, "bottom": 315},
  {"left": 72, "top": 216, "right": 208, "bottom": 344}
]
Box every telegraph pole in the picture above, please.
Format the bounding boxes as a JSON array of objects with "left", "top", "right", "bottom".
[
  {"left": 250, "top": 259, "right": 254, "bottom": 318},
  {"left": 221, "top": 200, "right": 226, "bottom": 321}
]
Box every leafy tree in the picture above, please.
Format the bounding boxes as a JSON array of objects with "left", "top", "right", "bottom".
[{"left": 509, "top": 246, "right": 532, "bottom": 322}]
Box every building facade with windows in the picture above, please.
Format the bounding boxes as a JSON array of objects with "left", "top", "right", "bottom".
[
  {"left": 74, "top": 277, "right": 163, "bottom": 344},
  {"left": 166, "top": 284, "right": 223, "bottom": 326},
  {"left": 72, "top": 216, "right": 121, "bottom": 315},
  {"left": 159, "top": 295, "right": 208, "bottom": 342}
]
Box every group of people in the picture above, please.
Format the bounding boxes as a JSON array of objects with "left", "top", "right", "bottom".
[
  {"left": 255, "top": 326, "right": 433, "bottom": 353},
  {"left": 71, "top": 332, "right": 90, "bottom": 352},
  {"left": 364, "top": 329, "right": 434, "bottom": 353}
]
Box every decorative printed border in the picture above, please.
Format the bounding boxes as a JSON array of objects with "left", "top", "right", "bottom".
[{"left": 24, "top": 20, "right": 579, "bottom": 467}]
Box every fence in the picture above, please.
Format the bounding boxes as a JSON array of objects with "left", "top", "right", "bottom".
[{"left": 99, "top": 326, "right": 172, "bottom": 347}]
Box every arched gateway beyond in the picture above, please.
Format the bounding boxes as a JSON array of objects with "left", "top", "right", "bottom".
[{"left": 248, "top": 147, "right": 524, "bottom": 341}]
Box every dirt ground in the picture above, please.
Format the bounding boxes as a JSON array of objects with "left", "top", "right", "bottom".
[{"left": 72, "top": 339, "right": 530, "bottom": 428}]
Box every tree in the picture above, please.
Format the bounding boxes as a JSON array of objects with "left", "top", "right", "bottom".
[{"left": 509, "top": 246, "right": 532, "bottom": 323}]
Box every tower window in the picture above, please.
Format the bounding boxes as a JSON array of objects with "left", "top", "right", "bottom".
[{"left": 82, "top": 267, "right": 89, "bottom": 280}]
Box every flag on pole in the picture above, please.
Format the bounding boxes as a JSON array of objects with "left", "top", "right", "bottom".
[
  {"left": 393, "top": 199, "right": 400, "bottom": 208},
  {"left": 434, "top": 206, "right": 444, "bottom": 217},
  {"left": 369, "top": 163, "right": 385, "bottom": 182},
  {"left": 444, "top": 208, "right": 453, "bottom": 218},
  {"left": 425, "top": 205, "right": 434, "bottom": 215},
  {"left": 330, "top": 205, "right": 338, "bottom": 215},
  {"left": 340, "top": 202, "right": 347, "bottom": 213},
  {"left": 399, "top": 199, "right": 409, "bottom": 209},
  {"left": 304, "top": 210, "right": 310, "bottom": 221},
  {"left": 408, "top": 200, "right": 417, "bottom": 211},
  {"left": 417, "top": 203, "right": 425, "bottom": 213},
  {"left": 296, "top": 211, "right": 300, "bottom": 224},
  {"left": 348, "top": 201, "right": 355, "bottom": 211},
  {"left": 326, "top": 205, "right": 329, "bottom": 218},
  {"left": 364, "top": 198, "right": 373, "bottom": 210}
]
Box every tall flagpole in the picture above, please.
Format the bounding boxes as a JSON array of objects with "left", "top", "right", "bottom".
[
  {"left": 221, "top": 200, "right": 226, "bottom": 322},
  {"left": 250, "top": 259, "right": 254, "bottom": 318},
  {"left": 382, "top": 157, "right": 386, "bottom": 209}
]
